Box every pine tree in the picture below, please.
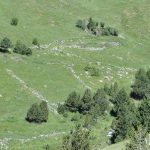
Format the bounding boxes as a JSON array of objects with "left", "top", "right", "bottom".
[
  {"left": 80, "top": 89, "right": 93, "bottom": 114},
  {"left": 65, "top": 91, "right": 81, "bottom": 112},
  {"left": 92, "top": 88, "right": 109, "bottom": 116},
  {"left": 26, "top": 101, "right": 49, "bottom": 123},
  {"left": 131, "top": 68, "right": 149, "bottom": 100},
  {"left": 113, "top": 88, "right": 129, "bottom": 116},
  {"left": 39, "top": 101, "right": 49, "bottom": 122},
  {"left": 26, "top": 103, "right": 39, "bottom": 122}
]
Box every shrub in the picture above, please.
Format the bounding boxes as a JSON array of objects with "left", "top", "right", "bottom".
[
  {"left": 62, "top": 125, "right": 91, "bottom": 150},
  {"left": 87, "top": 18, "right": 97, "bottom": 31},
  {"left": 84, "top": 65, "right": 100, "bottom": 76},
  {"left": 108, "top": 27, "right": 118, "bottom": 36},
  {"left": 32, "top": 38, "right": 39, "bottom": 46},
  {"left": 100, "top": 22, "right": 105, "bottom": 28},
  {"left": 101, "top": 27, "right": 110, "bottom": 36},
  {"left": 57, "top": 104, "right": 65, "bottom": 114},
  {"left": 0, "top": 37, "right": 13, "bottom": 52},
  {"left": 76, "top": 19, "right": 87, "bottom": 30},
  {"left": 11, "top": 18, "right": 18, "bottom": 26},
  {"left": 13, "top": 41, "right": 32, "bottom": 56},
  {"left": 26, "top": 101, "right": 49, "bottom": 123}
]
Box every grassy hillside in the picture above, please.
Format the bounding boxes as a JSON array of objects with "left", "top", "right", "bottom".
[{"left": 0, "top": 0, "right": 149, "bottom": 149}]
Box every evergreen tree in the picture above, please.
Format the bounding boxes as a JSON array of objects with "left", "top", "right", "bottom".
[
  {"left": 131, "top": 68, "right": 150, "bottom": 100},
  {"left": 39, "top": 101, "right": 49, "bottom": 122},
  {"left": 26, "top": 101, "right": 49, "bottom": 123},
  {"left": 65, "top": 91, "right": 81, "bottom": 112},
  {"left": 112, "top": 88, "right": 129, "bottom": 116},
  {"left": 62, "top": 125, "right": 91, "bottom": 150},
  {"left": 26, "top": 103, "right": 39, "bottom": 122},
  {"left": 80, "top": 89, "right": 93, "bottom": 114},
  {"left": 92, "top": 88, "right": 109, "bottom": 116},
  {"left": 139, "top": 99, "right": 150, "bottom": 132},
  {"left": 109, "top": 82, "right": 119, "bottom": 98},
  {"left": 111, "top": 103, "right": 138, "bottom": 143}
]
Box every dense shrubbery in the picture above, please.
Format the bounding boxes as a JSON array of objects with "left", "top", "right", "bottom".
[
  {"left": 11, "top": 18, "right": 18, "bottom": 26},
  {"left": 13, "top": 41, "right": 32, "bottom": 56},
  {"left": 62, "top": 125, "right": 91, "bottom": 150},
  {"left": 26, "top": 101, "right": 49, "bottom": 123},
  {"left": 76, "top": 17, "right": 118, "bottom": 36},
  {"left": 84, "top": 65, "right": 100, "bottom": 76},
  {"left": 0, "top": 37, "right": 13, "bottom": 53}
]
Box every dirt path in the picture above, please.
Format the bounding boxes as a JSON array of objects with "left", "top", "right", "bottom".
[{"left": 0, "top": 131, "right": 66, "bottom": 150}]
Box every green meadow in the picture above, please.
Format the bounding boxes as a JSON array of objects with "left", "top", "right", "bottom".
[{"left": 0, "top": 0, "right": 149, "bottom": 149}]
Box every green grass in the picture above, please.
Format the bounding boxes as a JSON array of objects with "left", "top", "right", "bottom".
[{"left": 0, "top": 0, "right": 150, "bottom": 149}]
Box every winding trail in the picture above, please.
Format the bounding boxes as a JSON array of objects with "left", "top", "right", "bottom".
[
  {"left": 64, "top": 65, "right": 91, "bottom": 89},
  {"left": 6, "top": 69, "right": 58, "bottom": 115}
]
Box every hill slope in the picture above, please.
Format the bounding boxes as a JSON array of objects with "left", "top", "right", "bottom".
[{"left": 0, "top": 0, "right": 149, "bottom": 149}]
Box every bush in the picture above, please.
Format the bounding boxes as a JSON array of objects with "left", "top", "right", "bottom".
[
  {"left": 26, "top": 101, "right": 49, "bottom": 123},
  {"left": 57, "top": 104, "right": 65, "bottom": 114},
  {"left": 32, "top": 38, "right": 39, "bottom": 46},
  {"left": 13, "top": 41, "right": 32, "bottom": 56},
  {"left": 100, "top": 22, "right": 105, "bottom": 28},
  {"left": 62, "top": 125, "right": 91, "bottom": 150},
  {"left": 108, "top": 27, "right": 118, "bottom": 36},
  {"left": 76, "top": 20, "right": 86, "bottom": 30},
  {"left": 101, "top": 27, "right": 110, "bottom": 36},
  {"left": 11, "top": 18, "right": 18, "bottom": 26},
  {"left": 0, "top": 37, "right": 13, "bottom": 52},
  {"left": 84, "top": 65, "right": 100, "bottom": 76}
]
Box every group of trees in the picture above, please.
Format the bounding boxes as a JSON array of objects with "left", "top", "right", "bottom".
[
  {"left": 59, "top": 68, "right": 150, "bottom": 149},
  {"left": 76, "top": 18, "right": 118, "bottom": 36},
  {"left": 0, "top": 37, "right": 32, "bottom": 55},
  {"left": 110, "top": 88, "right": 139, "bottom": 143},
  {"left": 110, "top": 69, "right": 150, "bottom": 146},
  {"left": 26, "top": 101, "right": 49, "bottom": 123},
  {"left": 58, "top": 88, "right": 109, "bottom": 119}
]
